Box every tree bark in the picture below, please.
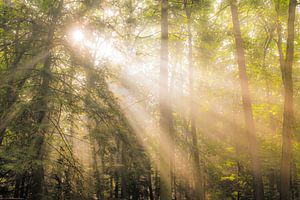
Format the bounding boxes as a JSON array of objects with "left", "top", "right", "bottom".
[
  {"left": 148, "top": 165, "right": 154, "bottom": 200},
  {"left": 280, "top": 1, "right": 296, "bottom": 199},
  {"left": 229, "top": 1, "right": 264, "bottom": 199},
  {"left": 120, "top": 142, "right": 128, "bottom": 199},
  {"left": 159, "top": 0, "right": 172, "bottom": 199}
]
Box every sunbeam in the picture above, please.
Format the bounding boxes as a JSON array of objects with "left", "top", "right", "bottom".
[{"left": 1, "top": 1, "right": 299, "bottom": 199}]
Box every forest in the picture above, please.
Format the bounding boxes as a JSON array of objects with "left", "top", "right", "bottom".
[{"left": 0, "top": 0, "right": 299, "bottom": 199}]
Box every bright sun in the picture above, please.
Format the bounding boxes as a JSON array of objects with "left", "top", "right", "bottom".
[
  {"left": 72, "top": 29, "right": 84, "bottom": 42},
  {"left": 69, "top": 28, "right": 125, "bottom": 64}
]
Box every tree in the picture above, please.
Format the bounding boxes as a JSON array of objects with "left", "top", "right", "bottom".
[
  {"left": 184, "top": 1, "right": 204, "bottom": 199},
  {"left": 30, "top": 1, "right": 63, "bottom": 199},
  {"left": 279, "top": 0, "right": 297, "bottom": 199},
  {"left": 229, "top": 0, "right": 264, "bottom": 199},
  {"left": 159, "top": 0, "right": 173, "bottom": 199},
  {"left": 0, "top": 0, "right": 299, "bottom": 199}
]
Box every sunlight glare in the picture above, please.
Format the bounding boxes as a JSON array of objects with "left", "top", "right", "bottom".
[{"left": 72, "top": 29, "right": 84, "bottom": 42}]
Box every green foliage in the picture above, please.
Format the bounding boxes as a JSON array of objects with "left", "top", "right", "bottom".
[{"left": 0, "top": 0, "right": 299, "bottom": 199}]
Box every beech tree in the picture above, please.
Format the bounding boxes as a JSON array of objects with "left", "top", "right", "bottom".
[{"left": 229, "top": 0, "right": 264, "bottom": 199}]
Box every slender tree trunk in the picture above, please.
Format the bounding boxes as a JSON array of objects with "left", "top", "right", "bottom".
[
  {"left": 115, "top": 171, "right": 119, "bottom": 198},
  {"left": 229, "top": 1, "right": 264, "bottom": 199},
  {"left": 291, "top": 162, "right": 299, "bottom": 199},
  {"left": 159, "top": 0, "right": 172, "bottom": 199},
  {"left": 280, "top": 1, "right": 296, "bottom": 199},
  {"left": 31, "top": 39, "right": 52, "bottom": 200},
  {"left": 14, "top": 174, "right": 21, "bottom": 198},
  {"left": 148, "top": 165, "right": 154, "bottom": 200},
  {"left": 120, "top": 142, "right": 128, "bottom": 199},
  {"left": 110, "top": 176, "right": 113, "bottom": 198},
  {"left": 91, "top": 141, "right": 103, "bottom": 199},
  {"left": 20, "top": 175, "right": 26, "bottom": 198},
  {"left": 31, "top": 2, "right": 63, "bottom": 199},
  {"left": 185, "top": 5, "right": 204, "bottom": 200},
  {"left": 155, "top": 168, "right": 159, "bottom": 200}
]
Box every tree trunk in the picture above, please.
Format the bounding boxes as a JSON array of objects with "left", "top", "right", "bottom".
[
  {"left": 91, "top": 142, "right": 103, "bottom": 199},
  {"left": 120, "top": 142, "right": 128, "bottom": 199},
  {"left": 280, "top": 1, "right": 296, "bottom": 199},
  {"left": 155, "top": 168, "right": 160, "bottom": 200},
  {"left": 159, "top": 0, "right": 172, "bottom": 199},
  {"left": 148, "top": 165, "right": 154, "bottom": 200},
  {"left": 185, "top": 5, "right": 204, "bottom": 200},
  {"left": 31, "top": 42, "right": 52, "bottom": 200},
  {"left": 291, "top": 162, "right": 299, "bottom": 199},
  {"left": 110, "top": 176, "right": 113, "bottom": 198},
  {"left": 14, "top": 174, "right": 21, "bottom": 198},
  {"left": 229, "top": 1, "right": 264, "bottom": 199},
  {"left": 30, "top": 2, "right": 63, "bottom": 199}
]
